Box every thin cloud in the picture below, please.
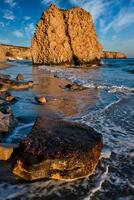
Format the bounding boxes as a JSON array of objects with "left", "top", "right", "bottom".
[
  {"left": 4, "top": 0, "right": 17, "bottom": 8},
  {"left": 24, "top": 23, "right": 35, "bottom": 38},
  {"left": 0, "top": 38, "right": 10, "bottom": 44},
  {"left": 102, "top": 7, "right": 134, "bottom": 33},
  {"left": 69, "top": 0, "right": 113, "bottom": 22},
  {"left": 41, "top": 0, "right": 60, "bottom": 6},
  {"left": 3, "top": 10, "right": 15, "bottom": 20},
  {"left": 12, "top": 30, "right": 24, "bottom": 37},
  {"left": 24, "top": 16, "right": 31, "bottom": 20}
]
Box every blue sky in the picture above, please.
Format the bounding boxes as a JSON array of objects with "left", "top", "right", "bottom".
[{"left": 0, "top": 0, "right": 134, "bottom": 57}]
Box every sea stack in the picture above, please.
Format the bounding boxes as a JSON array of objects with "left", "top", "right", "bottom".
[{"left": 31, "top": 4, "right": 102, "bottom": 66}]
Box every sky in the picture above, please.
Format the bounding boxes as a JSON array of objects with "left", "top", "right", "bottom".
[{"left": 0, "top": 0, "right": 134, "bottom": 57}]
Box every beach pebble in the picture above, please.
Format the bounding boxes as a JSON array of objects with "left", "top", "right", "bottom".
[
  {"left": 16, "top": 74, "right": 24, "bottom": 81},
  {"left": 35, "top": 96, "right": 47, "bottom": 104}
]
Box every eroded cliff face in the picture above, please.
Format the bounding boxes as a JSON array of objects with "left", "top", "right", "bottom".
[
  {"left": 31, "top": 4, "right": 102, "bottom": 66},
  {"left": 0, "top": 44, "right": 31, "bottom": 60},
  {"left": 101, "top": 51, "right": 127, "bottom": 59},
  {"left": 0, "top": 46, "right": 6, "bottom": 61}
]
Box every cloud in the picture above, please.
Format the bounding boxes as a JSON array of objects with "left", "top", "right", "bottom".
[
  {"left": 102, "top": 7, "right": 134, "bottom": 33},
  {"left": 12, "top": 30, "right": 24, "bottom": 37},
  {"left": 41, "top": 0, "right": 60, "bottom": 6},
  {"left": 4, "top": 0, "right": 17, "bottom": 8},
  {"left": 0, "top": 38, "right": 10, "bottom": 44},
  {"left": 24, "top": 16, "right": 31, "bottom": 20},
  {"left": 69, "top": 0, "right": 113, "bottom": 22},
  {"left": 24, "top": 23, "right": 35, "bottom": 38},
  {"left": 3, "top": 10, "right": 15, "bottom": 20}
]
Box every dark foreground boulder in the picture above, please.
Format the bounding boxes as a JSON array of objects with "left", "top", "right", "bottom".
[{"left": 12, "top": 118, "right": 103, "bottom": 181}]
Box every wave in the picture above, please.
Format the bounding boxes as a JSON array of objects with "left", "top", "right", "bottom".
[
  {"left": 39, "top": 65, "right": 134, "bottom": 94},
  {"left": 83, "top": 83, "right": 134, "bottom": 93}
]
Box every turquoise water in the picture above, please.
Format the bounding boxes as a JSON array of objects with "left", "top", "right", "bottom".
[{"left": 0, "top": 59, "right": 134, "bottom": 200}]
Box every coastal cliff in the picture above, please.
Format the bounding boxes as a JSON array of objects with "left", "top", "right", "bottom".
[
  {"left": 102, "top": 51, "right": 127, "bottom": 59},
  {"left": 0, "top": 45, "right": 6, "bottom": 61},
  {"left": 31, "top": 4, "right": 102, "bottom": 66},
  {"left": 0, "top": 44, "right": 31, "bottom": 61}
]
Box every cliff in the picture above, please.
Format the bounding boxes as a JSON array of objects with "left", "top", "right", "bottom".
[
  {"left": 0, "top": 45, "right": 6, "bottom": 61},
  {"left": 101, "top": 51, "right": 127, "bottom": 59},
  {"left": 0, "top": 44, "right": 31, "bottom": 61},
  {"left": 31, "top": 4, "right": 102, "bottom": 66}
]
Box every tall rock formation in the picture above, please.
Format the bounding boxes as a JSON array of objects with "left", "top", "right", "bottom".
[{"left": 31, "top": 4, "right": 102, "bottom": 66}]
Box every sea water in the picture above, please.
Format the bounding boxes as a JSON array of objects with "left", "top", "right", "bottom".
[{"left": 0, "top": 59, "right": 134, "bottom": 200}]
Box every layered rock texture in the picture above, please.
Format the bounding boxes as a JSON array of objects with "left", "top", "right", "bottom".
[
  {"left": 102, "top": 51, "right": 127, "bottom": 59},
  {"left": 0, "top": 44, "right": 31, "bottom": 61},
  {"left": 31, "top": 4, "right": 102, "bottom": 66},
  {"left": 12, "top": 118, "right": 103, "bottom": 181}
]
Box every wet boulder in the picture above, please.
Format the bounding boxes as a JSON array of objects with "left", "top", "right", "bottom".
[
  {"left": 0, "top": 143, "right": 13, "bottom": 161},
  {"left": 11, "top": 81, "right": 33, "bottom": 90},
  {"left": 0, "top": 73, "right": 33, "bottom": 91},
  {"left": 12, "top": 118, "right": 103, "bottom": 181},
  {"left": 0, "top": 108, "right": 17, "bottom": 136}
]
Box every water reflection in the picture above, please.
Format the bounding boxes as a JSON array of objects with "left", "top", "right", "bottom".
[{"left": 32, "top": 66, "right": 99, "bottom": 118}]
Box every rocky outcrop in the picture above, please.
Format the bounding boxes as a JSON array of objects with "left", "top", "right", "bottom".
[
  {"left": 101, "top": 51, "right": 127, "bottom": 59},
  {"left": 12, "top": 117, "right": 103, "bottom": 181},
  {"left": 0, "top": 46, "right": 6, "bottom": 61},
  {"left": 31, "top": 4, "right": 102, "bottom": 66},
  {"left": 0, "top": 74, "right": 33, "bottom": 92},
  {"left": 0, "top": 44, "right": 31, "bottom": 61}
]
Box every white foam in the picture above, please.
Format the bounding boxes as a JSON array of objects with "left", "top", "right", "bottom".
[
  {"left": 84, "top": 165, "right": 109, "bottom": 200},
  {"left": 39, "top": 65, "right": 134, "bottom": 94}
]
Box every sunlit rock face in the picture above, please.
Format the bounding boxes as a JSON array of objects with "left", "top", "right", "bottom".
[
  {"left": 101, "top": 51, "right": 127, "bottom": 59},
  {"left": 0, "top": 44, "right": 31, "bottom": 61},
  {"left": 12, "top": 118, "right": 103, "bottom": 181},
  {"left": 31, "top": 4, "right": 102, "bottom": 66},
  {"left": 0, "top": 144, "right": 13, "bottom": 161},
  {"left": 0, "top": 46, "right": 6, "bottom": 61}
]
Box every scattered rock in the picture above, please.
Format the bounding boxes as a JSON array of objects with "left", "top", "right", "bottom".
[
  {"left": 31, "top": 4, "right": 102, "bottom": 66},
  {"left": 0, "top": 109, "right": 16, "bottom": 135},
  {"left": 16, "top": 74, "right": 24, "bottom": 81},
  {"left": 11, "top": 81, "right": 33, "bottom": 90},
  {"left": 61, "top": 83, "right": 83, "bottom": 91},
  {"left": 12, "top": 117, "right": 103, "bottom": 181},
  {"left": 0, "top": 143, "right": 13, "bottom": 161},
  {"left": 35, "top": 96, "right": 47, "bottom": 104},
  {"left": 0, "top": 84, "right": 8, "bottom": 92},
  {"left": 5, "top": 94, "right": 16, "bottom": 102}
]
